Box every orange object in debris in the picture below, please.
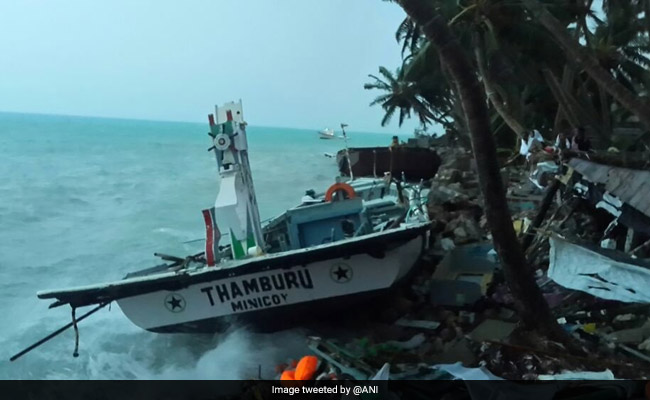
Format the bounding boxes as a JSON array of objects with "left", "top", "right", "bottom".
[
  {"left": 294, "top": 355, "right": 319, "bottom": 380},
  {"left": 281, "top": 370, "right": 296, "bottom": 381}
]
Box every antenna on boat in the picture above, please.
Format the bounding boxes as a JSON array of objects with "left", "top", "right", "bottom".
[
  {"left": 206, "top": 100, "right": 265, "bottom": 262},
  {"left": 340, "top": 123, "right": 354, "bottom": 180}
]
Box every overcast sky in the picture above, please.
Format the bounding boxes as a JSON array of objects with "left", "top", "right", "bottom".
[{"left": 0, "top": 0, "right": 424, "bottom": 133}]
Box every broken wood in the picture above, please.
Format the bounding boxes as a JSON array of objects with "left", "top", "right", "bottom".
[
  {"left": 522, "top": 179, "right": 561, "bottom": 251},
  {"left": 630, "top": 237, "right": 650, "bottom": 256}
]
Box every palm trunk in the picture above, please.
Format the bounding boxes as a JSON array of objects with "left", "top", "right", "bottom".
[
  {"left": 397, "top": 0, "right": 571, "bottom": 344},
  {"left": 644, "top": 0, "right": 650, "bottom": 35},
  {"left": 598, "top": 84, "right": 612, "bottom": 137},
  {"left": 474, "top": 33, "right": 527, "bottom": 140},
  {"left": 554, "top": 65, "right": 575, "bottom": 131},
  {"left": 521, "top": 0, "right": 650, "bottom": 131},
  {"left": 543, "top": 68, "right": 608, "bottom": 144},
  {"left": 442, "top": 60, "right": 470, "bottom": 140}
]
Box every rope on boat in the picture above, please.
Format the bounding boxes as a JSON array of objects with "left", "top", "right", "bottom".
[
  {"left": 373, "top": 149, "right": 377, "bottom": 178},
  {"left": 9, "top": 302, "right": 109, "bottom": 362},
  {"left": 72, "top": 306, "right": 80, "bottom": 358}
]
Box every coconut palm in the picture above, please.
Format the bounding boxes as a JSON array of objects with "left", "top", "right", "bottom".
[
  {"left": 576, "top": 0, "right": 650, "bottom": 135},
  {"left": 402, "top": 0, "right": 565, "bottom": 139},
  {"left": 401, "top": 43, "right": 466, "bottom": 129},
  {"left": 364, "top": 66, "right": 438, "bottom": 128},
  {"left": 594, "top": 1, "right": 650, "bottom": 86},
  {"left": 379, "top": 0, "right": 650, "bottom": 143},
  {"left": 392, "top": 0, "right": 575, "bottom": 346},
  {"left": 395, "top": 16, "right": 423, "bottom": 58},
  {"left": 520, "top": 0, "right": 650, "bottom": 131}
]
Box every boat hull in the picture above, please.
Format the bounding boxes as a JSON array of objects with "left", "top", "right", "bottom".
[
  {"left": 337, "top": 147, "right": 441, "bottom": 181},
  {"left": 117, "top": 226, "right": 428, "bottom": 333}
]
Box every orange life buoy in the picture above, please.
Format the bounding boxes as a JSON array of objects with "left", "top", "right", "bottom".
[{"left": 324, "top": 183, "right": 356, "bottom": 202}]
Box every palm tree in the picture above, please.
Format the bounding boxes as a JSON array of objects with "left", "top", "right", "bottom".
[
  {"left": 393, "top": 0, "right": 574, "bottom": 346},
  {"left": 474, "top": 30, "right": 528, "bottom": 139},
  {"left": 395, "top": 16, "right": 423, "bottom": 58},
  {"left": 565, "top": 0, "right": 648, "bottom": 137},
  {"left": 520, "top": 0, "right": 650, "bottom": 131},
  {"left": 404, "top": 0, "right": 566, "bottom": 140},
  {"left": 379, "top": 0, "right": 649, "bottom": 145},
  {"left": 389, "top": 1, "right": 532, "bottom": 143},
  {"left": 364, "top": 66, "right": 439, "bottom": 128},
  {"left": 401, "top": 43, "right": 467, "bottom": 131}
]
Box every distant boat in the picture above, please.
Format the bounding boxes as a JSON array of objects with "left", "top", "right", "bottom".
[
  {"left": 319, "top": 128, "right": 336, "bottom": 139},
  {"left": 319, "top": 127, "right": 349, "bottom": 140}
]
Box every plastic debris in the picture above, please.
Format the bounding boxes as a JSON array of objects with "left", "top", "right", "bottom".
[
  {"left": 395, "top": 318, "right": 441, "bottom": 331},
  {"left": 385, "top": 333, "right": 426, "bottom": 350},
  {"left": 538, "top": 369, "right": 616, "bottom": 380},
  {"left": 433, "top": 362, "right": 503, "bottom": 380}
]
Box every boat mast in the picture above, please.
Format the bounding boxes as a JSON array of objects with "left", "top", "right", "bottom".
[
  {"left": 208, "top": 100, "right": 265, "bottom": 260},
  {"left": 340, "top": 123, "right": 354, "bottom": 180}
]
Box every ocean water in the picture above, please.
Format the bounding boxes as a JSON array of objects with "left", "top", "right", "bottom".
[{"left": 0, "top": 112, "right": 394, "bottom": 379}]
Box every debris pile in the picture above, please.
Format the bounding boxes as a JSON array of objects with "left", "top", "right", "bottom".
[
  {"left": 426, "top": 147, "right": 484, "bottom": 248},
  {"left": 269, "top": 151, "right": 650, "bottom": 387}
]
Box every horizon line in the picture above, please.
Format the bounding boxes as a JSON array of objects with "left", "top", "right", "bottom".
[{"left": 0, "top": 109, "right": 409, "bottom": 136}]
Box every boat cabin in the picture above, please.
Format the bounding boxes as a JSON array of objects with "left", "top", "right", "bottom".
[{"left": 263, "top": 180, "right": 407, "bottom": 253}]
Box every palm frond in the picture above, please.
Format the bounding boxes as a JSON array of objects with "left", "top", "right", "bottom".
[
  {"left": 369, "top": 94, "right": 392, "bottom": 107},
  {"left": 378, "top": 66, "right": 398, "bottom": 85},
  {"left": 396, "top": 17, "right": 412, "bottom": 41},
  {"left": 381, "top": 106, "right": 397, "bottom": 126}
]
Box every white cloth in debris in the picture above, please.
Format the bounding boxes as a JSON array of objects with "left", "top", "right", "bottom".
[
  {"left": 433, "top": 362, "right": 503, "bottom": 380},
  {"left": 538, "top": 369, "right": 615, "bottom": 380},
  {"left": 519, "top": 130, "right": 545, "bottom": 159},
  {"left": 554, "top": 135, "right": 571, "bottom": 150},
  {"left": 434, "top": 363, "right": 585, "bottom": 400},
  {"left": 548, "top": 236, "right": 650, "bottom": 303},
  {"left": 371, "top": 363, "right": 390, "bottom": 380}
]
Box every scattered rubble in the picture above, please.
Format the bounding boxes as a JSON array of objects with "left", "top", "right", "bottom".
[{"left": 268, "top": 148, "right": 650, "bottom": 387}]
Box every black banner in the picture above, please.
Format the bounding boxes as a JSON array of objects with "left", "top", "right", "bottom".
[{"left": 0, "top": 379, "right": 646, "bottom": 400}]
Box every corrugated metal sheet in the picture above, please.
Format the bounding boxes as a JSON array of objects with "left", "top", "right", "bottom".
[{"left": 569, "top": 158, "right": 650, "bottom": 217}]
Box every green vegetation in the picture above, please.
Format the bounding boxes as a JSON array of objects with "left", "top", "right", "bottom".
[{"left": 367, "top": 0, "right": 650, "bottom": 150}]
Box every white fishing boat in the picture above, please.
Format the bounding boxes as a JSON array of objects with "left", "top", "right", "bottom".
[
  {"left": 34, "top": 101, "right": 432, "bottom": 335},
  {"left": 318, "top": 128, "right": 336, "bottom": 139}
]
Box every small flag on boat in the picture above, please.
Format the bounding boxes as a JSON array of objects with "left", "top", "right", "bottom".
[{"left": 202, "top": 207, "right": 221, "bottom": 266}]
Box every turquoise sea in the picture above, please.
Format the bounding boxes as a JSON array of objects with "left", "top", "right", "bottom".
[{"left": 0, "top": 112, "right": 396, "bottom": 379}]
